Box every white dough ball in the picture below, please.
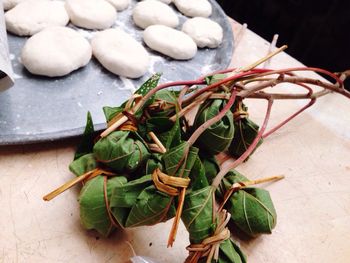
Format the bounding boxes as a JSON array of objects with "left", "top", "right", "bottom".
[
  {"left": 3, "top": 0, "right": 27, "bottom": 10},
  {"left": 65, "top": 0, "right": 117, "bottom": 30},
  {"left": 132, "top": 0, "right": 179, "bottom": 29},
  {"left": 143, "top": 25, "right": 197, "bottom": 60},
  {"left": 106, "top": 0, "right": 130, "bottom": 11},
  {"left": 91, "top": 28, "right": 150, "bottom": 78},
  {"left": 21, "top": 27, "right": 92, "bottom": 77},
  {"left": 182, "top": 17, "right": 223, "bottom": 48},
  {"left": 5, "top": 0, "right": 69, "bottom": 36},
  {"left": 173, "top": 0, "right": 212, "bottom": 18}
]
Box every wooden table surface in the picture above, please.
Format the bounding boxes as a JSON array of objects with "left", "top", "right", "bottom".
[{"left": 1, "top": 20, "right": 350, "bottom": 263}]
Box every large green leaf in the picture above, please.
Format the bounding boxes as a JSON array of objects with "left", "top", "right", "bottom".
[
  {"left": 69, "top": 153, "right": 98, "bottom": 177},
  {"left": 125, "top": 186, "right": 176, "bottom": 227},
  {"left": 200, "top": 153, "right": 220, "bottom": 184},
  {"left": 109, "top": 143, "right": 199, "bottom": 228},
  {"left": 103, "top": 105, "right": 124, "bottom": 123},
  {"left": 229, "top": 117, "right": 263, "bottom": 158},
  {"left": 182, "top": 186, "right": 215, "bottom": 244},
  {"left": 216, "top": 239, "right": 247, "bottom": 263},
  {"left": 93, "top": 131, "right": 150, "bottom": 173},
  {"left": 195, "top": 238, "right": 247, "bottom": 263},
  {"left": 109, "top": 174, "right": 176, "bottom": 228},
  {"left": 230, "top": 188, "right": 277, "bottom": 236},
  {"left": 188, "top": 156, "right": 209, "bottom": 191},
  {"left": 79, "top": 175, "right": 127, "bottom": 236},
  {"left": 193, "top": 99, "right": 234, "bottom": 155},
  {"left": 219, "top": 170, "right": 277, "bottom": 236},
  {"left": 109, "top": 174, "right": 153, "bottom": 227},
  {"left": 162, "top": 142, "right": 198, "bottom": 177},
  {"left": 74, "top": 112, "right": 95, "bottom": 160}
]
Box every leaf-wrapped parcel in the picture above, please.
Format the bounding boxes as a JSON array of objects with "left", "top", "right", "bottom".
[
  {"left": 69, "top": 153, "right": 127, "bottom": 236},
  {"left": 218, "top": 170, "right": 277, "bottom": 236},
  {"left": 109, "top": 142, "right": 198, "bottom": 228},
  {"left": 229, "top": 103, "right": 263, "bottom": 158},
  {"left": 93, "top": 131, "right": 150, "bottom": 173},
  {"left": 193, "top": 98, "right": 234, "bottom": 155},
  {"left": 182, "top": 181, "right": 246, "bottom": 262}
]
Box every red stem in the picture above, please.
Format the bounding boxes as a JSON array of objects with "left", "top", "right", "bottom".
[
  {"left": 212, "top": 98, "right": 274, "bottom": 188},
  {"left": 262, "top": 81, "right": 315, "bottom": 139},
  {"left": 263, "top": 98, "right": 316, "bottom": 139},
  {"left": 187, "top": 90, "right": 237, "bottom": 147}
]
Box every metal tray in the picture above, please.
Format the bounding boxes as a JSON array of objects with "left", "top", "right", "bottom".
[{"left": 0, "top": 0, "right": 233, "bottom": 145}]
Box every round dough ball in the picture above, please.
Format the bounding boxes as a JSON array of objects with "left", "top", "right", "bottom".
[
  {"left": 143, "top": 25, "right": 197, "bottom": 60},
  {"left": 21, "top": 26, "right": 92, "bottom": 77},
  {"left": 106, "top": 0, "right": 130, "bottom": 11},
  {"left": 91, "top": 28, "right": 150, "bottom": 78},
  {"left": 5, "top": 0, "right": 69, "bottom": 36},
  {"left": 173, "top": 0, "right": 212, "bottom": 18},
  {"left": 65, "top": 0, "right": 117, "bottom": 30},
  {"left": 182, "top": 17, "right": 223, "bottom": 48},
  {"left": 3, "top": 0, "right": 27, "bottom": 11},
  {"left": 132, "top": 0, "right": 179, "bottom": 29}
]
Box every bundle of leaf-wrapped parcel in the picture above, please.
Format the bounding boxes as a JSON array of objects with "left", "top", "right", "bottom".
[
  {"left": 44, "top": 46, "right": 350, "bottom": 262},
  {"left": 41, "top": 73, "right": 286, "bottom": 261}
]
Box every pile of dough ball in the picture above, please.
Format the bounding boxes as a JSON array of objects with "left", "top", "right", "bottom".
[{"left": 4, "top": 0, "right": 224, "bottom": 78}]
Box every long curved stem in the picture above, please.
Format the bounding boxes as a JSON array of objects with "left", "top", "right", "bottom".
[
  {"left": 262, "top": 98, "right": 316, "bottom": 139},
  {"left": 212, "top": 98, "right": 274, "bottom": 189},
  {"left": 186, "top": 90, "right": 237, "bottom": 147}
]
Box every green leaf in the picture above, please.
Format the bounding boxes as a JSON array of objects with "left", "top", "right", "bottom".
[
  {"left": 230, "top": 188, "right": 277, "bottom": 236},
  {"left": 93, "top": 131, "right": 150, "bottom": 173},
  {"left": 109, "top": 174, "right": 176, "bottom": 228},
  {"left": 125, "top": 186, "right": 176, "bottom": 227},
  {"left": 110, "top": 143, "right": 199, "bottom": 228},
  {"left": 182, "top": 186, "right": 215, "bottom": 244},
  {"left": 109, "top": 174, "right": 153, "bottom": 227},
  {"left": 196, "top": 239, "right": 246, "bottom": 263},
  {"left": 74, "top": 112, "right": 95, "bottom": 160},
  {"left": 69, "top": 153, "right": 98, "bottom": 177},
  {"left": 194, "top": 99, "right": 234, "bottom": 155},
  {"left": 229, "top": 117, "right": 263, "bottom": 159},
  {"left": 162, "top": 142, "right": 198, "bottom": 177},
  {"left": 143, "top": 154, "right": 163, "bottom": 175},
  {"left": 219, "top": 170, "right": 277, "bottom": 236},
  {"left": 102, "top": 105, "right": 124, "bottom": 123},
  {"left": 200, "top": 153, "right": 220, "bottom": 184},
  {"left": 215, "top": 239, "right": 247, "bottom": 263},
  {"left": 135, "top": 73, "right": 161, "bottom": 96},
  {"left": 189, "top": 156, "right": 209, "bottom": 191},
  {"left": 134, "top": 73, "right": 162, "bottom": 117},
  {"left": 79, "top": 175, "right": 127, "bottom": 237}
]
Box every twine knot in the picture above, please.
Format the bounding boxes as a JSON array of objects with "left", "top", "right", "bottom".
[
  {"left": 186, "top": 210, "right": 231, "bottom": 263},
  {"left": 152, "top": 168, "right": 190, "bottom": 196}
]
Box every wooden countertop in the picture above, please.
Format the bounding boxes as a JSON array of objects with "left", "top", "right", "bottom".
[{"left": 1, "top": 20, "right": 350, "bottom": 263}]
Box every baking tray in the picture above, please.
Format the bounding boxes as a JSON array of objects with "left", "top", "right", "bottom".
[{"left": 0, "top": 0, "right": 233, "bottom": 145}]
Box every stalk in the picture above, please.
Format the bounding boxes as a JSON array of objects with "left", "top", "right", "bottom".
[{"left": 212, "top": 98, "right": 274, "bottom": 189}]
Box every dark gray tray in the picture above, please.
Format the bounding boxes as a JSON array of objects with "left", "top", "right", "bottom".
[{"left": 0, "top": 0, "right": 233, "bottom": 145}]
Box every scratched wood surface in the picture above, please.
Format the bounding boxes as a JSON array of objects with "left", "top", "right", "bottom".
[{"left": 1, "top": 20, "right": 350, "bottom": 263}]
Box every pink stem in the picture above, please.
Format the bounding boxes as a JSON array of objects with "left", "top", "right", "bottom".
[
  {"left": 212, "top": 98, "right": 274, "bottom": 188},
  {"left": 262, "top": 98, "right": 316, "bottom": 139},
  {"left": 187, "top": 90, "right": 237, "bottom": 147},
  {"left": 262, "top": 81, "right": 315, "bottom": 139}
]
